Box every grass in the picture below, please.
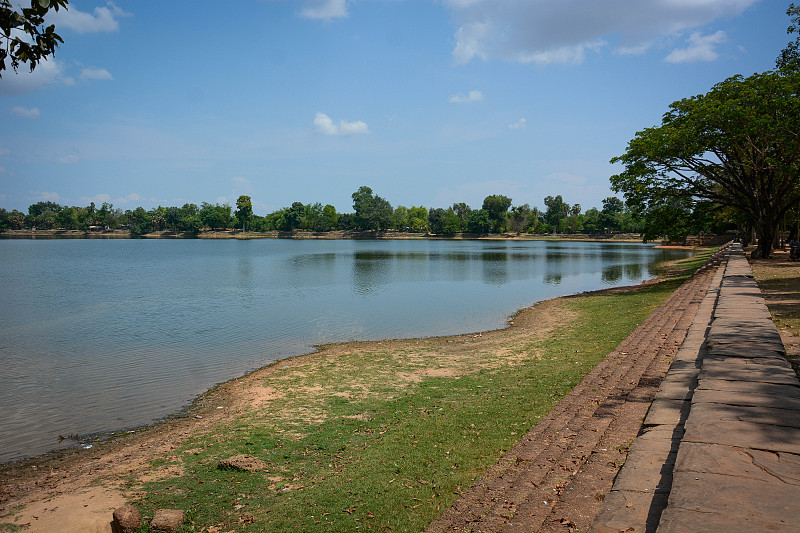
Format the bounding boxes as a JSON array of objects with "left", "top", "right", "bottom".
[
  {"left": 750, "top": 260, "right": 800, "bottom": 336},
  {"left": 128, "top": 250, "right": 714, "bottom": 532}
]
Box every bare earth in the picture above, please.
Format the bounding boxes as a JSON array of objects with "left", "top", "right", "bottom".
[{"left": 2, "top": 248, "right": 794, "bottom": 533}]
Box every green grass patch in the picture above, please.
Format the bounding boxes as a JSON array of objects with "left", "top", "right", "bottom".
[{"left": 129, "top": 250, "right": 712, "bottom": 532}]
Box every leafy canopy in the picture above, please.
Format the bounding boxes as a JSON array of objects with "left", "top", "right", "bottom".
[
  {"left": 1, "top": 0, "right": 68, "bottom": 77},
  {"left": 610, "top": 70, "right": 800, "bottom": 257}
]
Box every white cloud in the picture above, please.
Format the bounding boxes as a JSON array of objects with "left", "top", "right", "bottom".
[
  {"left": 56, "top": 155, "right": 80, "bottom": 164},
  {"left": 313, "top": 112, "right": 370, "bottom": 136},
  {"left": 545, "top": 172, "right": 587, "bottom": 187},
  {"left": 11, "top": 106, "right": 41, "bottom": 119},
  {"left": 299, "top": 0, "right": 348, "bottom": 20},
  {"left": 48, "top": 1, "right": 131, "bottom": 33},
  {"left": 232, "top": 176, "right": 253, "bottom": 189},
  {"left": 80, "top": 67, "right": 114, "bottom": 81},
  {"left": 444, "top": 0, "right": 756, "bottom": 65},
  {"left": 0, "top": 59, "right": 110, "bottom": 95},
  {"left": 313, "top": 112, "right": 338, "bottom": 135},
  {"left": 0, "top": 58, "right": 64, "bottom": 94},
  {"left": 34, "top": 191, "right": 65, "bottom": 203},
  {"left": 665, "top": 31, "right": 727, "bottom": 63},
  {"left": 508, "top": 118, "right": 527, "bottom": 130},
  {"left": 78, "top": 193, "right": 147, "bottom": 207},
  {"left": 449, "top": 90, "right": 484, "bottom": 103}
]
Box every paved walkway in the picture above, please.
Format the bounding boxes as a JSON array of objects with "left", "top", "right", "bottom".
[{"left": 591, "top": 243, "right": 800, "bottom": 533}]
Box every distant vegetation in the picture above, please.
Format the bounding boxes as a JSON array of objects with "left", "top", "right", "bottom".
[
  {"left": 0, "top": 182, "right": 749, "bottom": 239},
  {"left": 0, "top": 187, "right": 733, "bottom": 239}
]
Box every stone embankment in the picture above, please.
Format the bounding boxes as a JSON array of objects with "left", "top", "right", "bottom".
[
  {"left": 592, "top": 243, "right": 800, "bottom": 532},
  {"left": 428, "top": 244, "right": 730, "bottom": 532}
]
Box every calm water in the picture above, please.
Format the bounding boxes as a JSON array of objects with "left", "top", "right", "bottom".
[{"left": 0, "top": 238, "right": 691, "bottom": 462}]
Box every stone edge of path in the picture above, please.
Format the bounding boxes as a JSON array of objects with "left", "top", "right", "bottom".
[{"left": 591, "top": 243, "right": 800, "bottom": 533}]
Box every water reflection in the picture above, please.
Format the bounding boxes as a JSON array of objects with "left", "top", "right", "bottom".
[
  {"left": 352, "top": 251, "right": 392, "bottom": 294},
  {"left": 236, "top": 257, "right": 255, "bottom": 302},
  {"left": 602, "top": 264, "right": 623, "bottom": 283},
  {"left": 625, "top": 262, "right": 643, "bottom": 279}
]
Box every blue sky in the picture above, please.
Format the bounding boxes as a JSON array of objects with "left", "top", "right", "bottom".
[{"left": 0, "top": 0, "right": 792, "bottom": 215}]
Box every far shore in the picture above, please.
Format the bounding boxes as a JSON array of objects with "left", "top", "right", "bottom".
[{"left": 1, "top": 228, "right": 651, "bottom": 242}]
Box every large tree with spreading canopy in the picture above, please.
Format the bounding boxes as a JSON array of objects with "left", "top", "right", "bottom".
[
  {"left": 612, "top": 5, "right": 800, "bottom": 257},
  {"left": 610, "top": 69, "right": 800, "bottom": 258}
]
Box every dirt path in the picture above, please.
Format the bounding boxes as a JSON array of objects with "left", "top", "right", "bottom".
[{"left": 427, "top": 258, "right": 721, "bottom": 532}]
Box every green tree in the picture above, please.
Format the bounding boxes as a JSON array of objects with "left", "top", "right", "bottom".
[
  {"left": 179, "top": 203, "right": 201, "bottom": 234},
  {"left": 0, "top": 0, "right": 68, "bottom": 77},
  {"left": 235, "top": 195, "right": 253, "bottom": 231},
  {"left": 200, "top": 202, "right": 232, "bottom": 230},
  {"left": 28, "top": 201, "right": 61, "bottom": 217},
  {"left": 164, "top": 206, "right": 181, "bottom": 232},
  {"left": 600, "top": 197, "right": 624, "bottom": 232},
  {"left": 407, "top": 206, "right": 428, "bottom": 232},
  {"left": 148, "top": 206, "right": 166, "bottom": 231},
  {"left": 284, "top": 202, "right": 305, "bottom": 230},
  {"left": 391, "top": 205, "right": 409, "bottom": 231},
  {"left": 467, "top": 209, "right": 492, "bottom": 234},
  {"left": 610, "top": 70, "right": 800, "bottom": 258},
  {"left": 481, "top": 195, "right": 512, "bottom": 233},
  {"left": 564, "top": 204, "right": 583, "bottom": 234},
  {"left": 55, "top": 206, "right": 77, "bottom": 229},
  {"left": 429, "top": 207, "right": 463, "bottom": 234},
  {"left": 582, "top": 208, "right": 601, "bottom": 234},
  {"left": 302, "top": 202, "right": 325, "bottom": 231},
  {"left": 126, "top": 207, "right": 152, "bottom": 236},
  {"left": 7, "top": 209, "right": 25, "bottom": 229},
  {"left": 544, "top": 195, "right": 570, "bottom": 233},
  {"left": 777, "top": 3, "right": 800, "bottom": 72},
  {"left": 319, "top": 204, "right": 338, "bottom": 232},
  {"left": 452, "top": 202, "right": 472, "bottom": 231},
  {"left": 352, "top": 186, "right": 392, "bottom": 231},
  {"left": 508, "top": 204, "right": 531, "bottom": 234}
]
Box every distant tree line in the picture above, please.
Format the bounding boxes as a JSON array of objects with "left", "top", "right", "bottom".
[{"left": 0, "top": 187, "right": 662, "bottom": 237}]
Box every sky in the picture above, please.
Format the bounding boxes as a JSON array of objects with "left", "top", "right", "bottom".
[{"left": 0, "top": 0, "right": 793, "bottom": 215}]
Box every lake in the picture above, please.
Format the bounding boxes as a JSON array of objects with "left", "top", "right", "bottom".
[{"left": 0, "top": 238, "right": 691, "bottom": 462}]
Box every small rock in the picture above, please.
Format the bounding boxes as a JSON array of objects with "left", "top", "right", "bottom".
[
  {"left": 218, "top": 454, "right": 267, "bottom": 472},
  {"left": 112, "top": 505, "right": 141, "bottom": 533},
  {"left": 150, "top": 508, "right": 184, "bottom": 533}
]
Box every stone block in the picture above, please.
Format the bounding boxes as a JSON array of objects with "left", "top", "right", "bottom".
[
  {"left": 112, "top": 505, "right": 141, "bottom": 533},
  {"left": 150, "top": 509, "right": 185, "bottom": 533},
  {"left": 672, "top": 442, "right": 800, "bottom": 485},
  {"left": 695, "top": 378, "right": 800, "bottom": 397},
  {"left": 658, "top": 470, "right": 800, "bottom": 532},
  {"left": 682, "top": 417, "right": 800, "bottom": 454},
  {"left": 644, "top": 398, "right": 690, "bottom": 427},
  {"left": 590, "top": 490, "right": 668, "bottom": 533}
]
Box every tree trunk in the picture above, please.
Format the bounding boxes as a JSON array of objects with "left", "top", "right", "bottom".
[{"left": 756, "top": 225, "right": 776, "bottom": 259}]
